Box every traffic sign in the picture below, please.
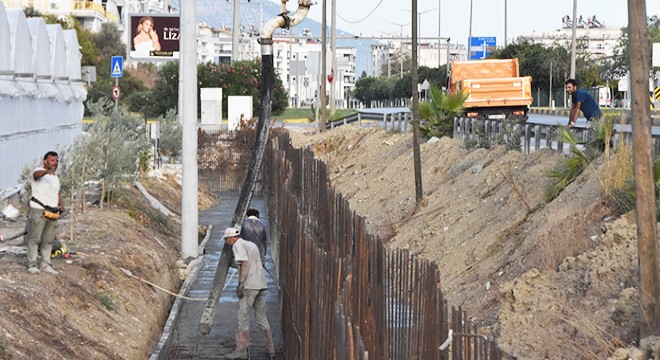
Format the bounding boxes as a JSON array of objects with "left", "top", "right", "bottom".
[
  {"left": 112, "top": 85, "right": 121, "bottom": 100},
  {"left": 469, "top": 37, "right": 497, "bottom": 60},
  {"left": 111, "top": 56, "right": 123, "bottom": 78},
  {"left": 654, "top": 86, "right": 660, "bottom": 101},
  {"left": 327, "top": 68, "right": 334, "bottom": 84}
]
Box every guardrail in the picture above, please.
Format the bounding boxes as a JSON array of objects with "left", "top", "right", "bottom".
[
  {"left": 328, "top": 111, "right": 411, "bottom": 132},
  {"left": 453, "top": 117, "right": 660, "bottom": 156}
]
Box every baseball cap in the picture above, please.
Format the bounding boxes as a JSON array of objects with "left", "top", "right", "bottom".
[{"left": 223, "top": 227, "right": 241, "bottom": 239}]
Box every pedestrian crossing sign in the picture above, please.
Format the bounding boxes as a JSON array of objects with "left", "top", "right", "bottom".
[{"left": 111, "top": 56, "right": 123, "bottom": 78}]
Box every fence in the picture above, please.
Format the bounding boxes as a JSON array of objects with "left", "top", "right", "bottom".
[
  {"left": 197, "top": 128, "right": 259, "bottom": 193},
  {"left": 263, "top": 129, "right": 506, "bottom": 359}
]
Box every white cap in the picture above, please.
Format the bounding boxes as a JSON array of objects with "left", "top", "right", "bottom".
[{"left": 223, "top": 227, "right": 241, "bottom": 239}]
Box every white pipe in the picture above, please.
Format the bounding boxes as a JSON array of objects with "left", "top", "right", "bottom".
[{"left": 261, "top": 0, "right": 313, "bottom": 41}]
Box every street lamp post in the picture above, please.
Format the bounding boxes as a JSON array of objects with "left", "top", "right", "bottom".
[{"left": 403, "top": 8, "right": 437, "bottom": 65}]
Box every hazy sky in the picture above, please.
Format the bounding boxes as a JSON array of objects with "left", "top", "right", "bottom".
[{"left": 297, "top": 0, "right": 660, "bottom": 46}]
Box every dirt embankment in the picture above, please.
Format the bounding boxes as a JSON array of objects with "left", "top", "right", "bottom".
[
  {"left": 0, "top": 172, "right": 215, "bottom": 360},
  {"left": 289, "top": 125, "right": 653, "bottom": 359}
]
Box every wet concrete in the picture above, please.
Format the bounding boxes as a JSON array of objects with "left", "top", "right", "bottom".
[{"left": 164, "top": 193, "right": 283, "bottom": 359}]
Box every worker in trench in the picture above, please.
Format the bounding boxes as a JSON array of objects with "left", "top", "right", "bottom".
[{"left": 223, "top": 226, "right": 275, "bottom": 359}]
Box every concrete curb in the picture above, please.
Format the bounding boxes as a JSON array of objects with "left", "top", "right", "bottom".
[{"left": 529, "top": 108, "right": 570, "bottom": 117}]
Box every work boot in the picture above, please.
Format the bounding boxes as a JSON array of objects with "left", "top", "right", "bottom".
[
  {"left": 226, "top": 330, "right": 249, "bottom": 359},
  {"left": 264, "top": 329, "right": 275, "bottom": 358}
]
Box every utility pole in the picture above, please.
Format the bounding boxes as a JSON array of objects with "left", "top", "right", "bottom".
[
  {"left": 412, "top": 0, "right": 423, "bottom": 205},
  {"left": 232, "top": 0, "right": 240, "bottom": 62},
  {"left": 549, "top": 61, "right": 553, "bottom": 107},
  {"left": 504, "top": 0, "right": 508, "bottom": 46},
  {"left": 179, "top": 0, "right": 198, "bottom": 259},
  {"left": 570, "top": 0, "right": 577, "bottom": 78},
  {"left": 320, "top": 0, "right": 327, "bottom": 131},
  {"left": 628, "top": 0, "right": 660, "bottom": 337},
  {"left": 438, "top": 0, "right": 441, "bottom": 67},
  {"left": 468, "top": 0, "right": 473, "bottom": 59},
  {"left": 330, "top": 0, "right": 336, "bottom": 116}
]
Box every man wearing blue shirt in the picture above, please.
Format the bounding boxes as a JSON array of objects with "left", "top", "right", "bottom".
[{"left": 565, "top": 78, "right": 602, "bottom": 129}]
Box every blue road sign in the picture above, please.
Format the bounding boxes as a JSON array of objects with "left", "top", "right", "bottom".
[
  {"left": 469, "top": 37, "right": 497, "bottom": 60},
  {"left": 111, "top": 56, "right": 123, "bottom": 78}
]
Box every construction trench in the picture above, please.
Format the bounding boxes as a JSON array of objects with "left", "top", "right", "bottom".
[
  {"left": 148, "top": 129, "right": 507, "bottom": 360},
  {"left": 151, "top": 1, "right": 503, "bottom": 358}
]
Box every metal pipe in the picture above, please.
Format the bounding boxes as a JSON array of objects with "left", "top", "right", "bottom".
[{"left": 199, "top": 0, "right": 314, "bottom": 335}]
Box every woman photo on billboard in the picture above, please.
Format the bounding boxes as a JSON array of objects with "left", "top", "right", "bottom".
[{"left": 133, "top": 16, "right": 161, "bottom": 54}]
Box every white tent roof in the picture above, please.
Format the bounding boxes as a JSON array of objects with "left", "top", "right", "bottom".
[
  {"left": 46, "top": 24, "right": 68, "bottom": 80},
  {"left": 6, "top": 9, "right": 33, "bottom": 76},
  {"left": 0, "top": 2, "right": 10, "bottom": 74},
  {"left": 27, "top": 18, "right": 51, "bottom": 79},
  {"left": 63, "top": 29, "right": 82, "bottom": 81}
]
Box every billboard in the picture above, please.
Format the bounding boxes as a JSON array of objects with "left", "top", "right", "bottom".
[
  {"left": 128, "top": 13, "right": 180, "bottom": 60},
  {"left": 469, "top": 37, "right": 497, "bottom": 60}
]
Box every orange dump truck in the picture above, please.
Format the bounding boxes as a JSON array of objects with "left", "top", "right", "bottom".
[{"left": 449, "top": 58, "right": 533, "bottom": 120}]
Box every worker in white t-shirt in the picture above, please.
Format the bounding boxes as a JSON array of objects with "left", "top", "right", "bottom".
[
  {"left": 223, "top": 226, "right": 275, "bottom": 359},
  {"left": 26, "top": 151, "right": 64, "bottom": 275}
]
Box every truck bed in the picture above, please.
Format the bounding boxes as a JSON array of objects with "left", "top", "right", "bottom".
[{"left": 460, "top": 76, "right": 533, "bottom": 109}]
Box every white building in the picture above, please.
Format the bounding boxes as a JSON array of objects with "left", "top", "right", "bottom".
[
  {"left": 197, "top": 22, "right": 233, "bottom": 64},
  {"left": 1, "top": 0, "right": 121, "bottom": 32},
  {"left": 370, "top": 39, "right": 468, "bottom": 77},
  {"left": 518, "top": 15, "right": 621, "bottom": 59},
  {"left": 273, "top": 38, "right": 357, "bottom": 108}
]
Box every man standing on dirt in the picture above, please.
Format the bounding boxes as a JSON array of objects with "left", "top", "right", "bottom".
[
  {"left": 223, "top": 227, "right": 275, "bottom": 359},
  {"left": 26, "top": 151, "right": 64, "bottom": 275},
  {"left": 565, "top": 78, "right": 602, "bottom": 129},
  {"left": 240, "top": 208, "right": 269, "bottom": 261}
]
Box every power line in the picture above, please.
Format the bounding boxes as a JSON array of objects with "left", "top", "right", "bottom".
[{"left": 337, "top": 0, "right": 384, "bottom": 24}]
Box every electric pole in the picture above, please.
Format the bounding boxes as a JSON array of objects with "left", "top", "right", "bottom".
[
  {"left": 412, "top": 0, "right": 423, "bottom": 205},
  {"left": 232, "top": 0, "right": 240, "bottom": 62},
  {"left": 468, "top": 0, "right": 473, "bottom": 59},
  {"left": 330, "top": 0, "right": 337, "bottom": 114},
  {"left": 628, "top": 0, "right": 660, "bottom": 337},
  {"left": 179, "top": 0, "right": 198, "bottom": 259},
  {"left": 320, "top": 0, "right": 327, "bottom": 131},
  {"left": 570, "top": 0, "right": 577, "bottom": 78},
  {"left": 504, "top": 0, "right": 508, "bottom": 46}
]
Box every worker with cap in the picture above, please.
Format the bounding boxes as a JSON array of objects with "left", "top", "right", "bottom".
[{"left": 223, "top": 226, "right": 275, "bottom": 359}]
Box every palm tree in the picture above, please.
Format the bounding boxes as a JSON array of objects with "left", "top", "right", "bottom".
[{"left": 418, "top": 85, "right": 468, "bottom": 140}]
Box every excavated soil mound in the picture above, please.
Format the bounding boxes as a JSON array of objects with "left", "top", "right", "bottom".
[
  {"left": 0, "top": 172, "right": 215, "bottom": 359},
  {"left": 289, "top": 125, "right": 647, "bottom": 359}
]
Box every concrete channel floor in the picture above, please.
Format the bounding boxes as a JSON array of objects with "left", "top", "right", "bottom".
[{"left": 165, "top": 193, "right": 284, "bottom": 359}]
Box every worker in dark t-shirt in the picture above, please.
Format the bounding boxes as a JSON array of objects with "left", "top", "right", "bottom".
[{"left": 565, "top": 78, "right": 602, "bottom": 129}]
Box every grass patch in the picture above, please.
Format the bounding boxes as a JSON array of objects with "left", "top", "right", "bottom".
[
  {"left": 94, "top": 291, "right": 117, "bottom": 311},
  {"left": 278, "top": 107, "right": 357, "bottom": 122}
]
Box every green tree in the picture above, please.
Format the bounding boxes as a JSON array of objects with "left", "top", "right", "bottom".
[
  {"left": 23, "top": 7, "right": 98, "bottom": 66},
  {"left": 85, "top": 24, "right": 147, "bottom": 114},
  {"left": 609, "top": 16, "right": 660, "bottom": 78},
  {"left": 353, "top": 76, "right": 377, "bottom": 104}
]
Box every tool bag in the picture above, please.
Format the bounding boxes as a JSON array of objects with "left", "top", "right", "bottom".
[{"left": 30, "top": 197, "right": 61, "bottom": 220}]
